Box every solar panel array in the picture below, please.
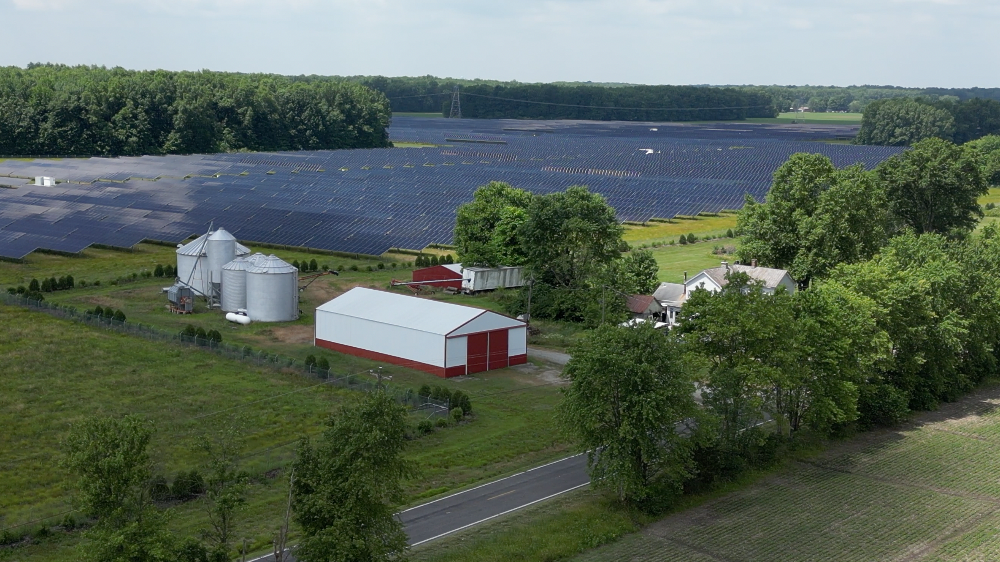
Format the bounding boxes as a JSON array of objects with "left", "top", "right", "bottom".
[{"left": 0, "top": 117, "right": 904, "bottom": 259}]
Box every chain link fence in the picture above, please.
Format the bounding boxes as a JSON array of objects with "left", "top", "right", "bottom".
[{"left": 1, "top": 293, "right": 451, "bottom": 415}]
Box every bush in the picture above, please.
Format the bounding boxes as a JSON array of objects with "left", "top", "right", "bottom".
[
  {"left": 292, "top": 260, "right": 300, "bottom": 269},
  {"left": 164, "top": 265, "right": 174, "bottom": 277},
  {"left": 40, "top": 278, "right": 52, "bottom": 292},
  {"left": 350, "top": 265, "right": 359, "bottom": 272},
  {"left": 182, "top": 324, "right": 197, "bottom": 337},
  {"left": 28, "top": 278, "right": 39, "bottom": 292},
  {"left": 171, "top": 470, "right": 206, "bottom": 500},
  {"left": 93, "top": 280, "right": 101, "bottom": 286},
  {"left": 377, "top": 262, "right": 385, "bottom": 270},
  {"left": 726, "top": 228, "right": 735, "bottom": 238},
  {"left": 858, "top": 383, "right": 910, "bottom": 430},
  {"left": 338, "top": 264, "right": 346, "bottom": 272},
  {"left": 60, "top": 514, "right": 77, "bottom": 530},
  {"left": 418, "top": 384, "right": 432, "bottom": 398},
  {"left": 305, "top": 354, "right": 317, "bottom": 368},
  {"left": 309, "top": 258, "right": 318, "bottom": 271},
  {"left": 391, "top": 262, "right": 397, "bottom": 268},
  {"left": 150, "top": 474, "right": 172, "bottom": 501},
  {"left": 321, "top": 264, "right": 329, "bottom": 271},
  {"left": 451, "top": 390, "right": 472, "bottom": 414},
  {"left": 430, "top": 255, "right": 439, "bottom": 266},
  {"left": 93, "top": 305, "right": 104, "bottom": 317},
  {"left": 16, "top": 285, "right": 26, "bottom": 294},
  {"left": 6, "top": 287, "right": 14, "bottom": 295},
  {"left": 435, "top": 417, "right": 450, "bottom": 428},
  {"left": 445, "top": 254, "right": 454, "bottom": 264},
  {"left": 195, "top": 327, "right": 208, "bottom": 341},
  {"left": 113, "top": 310, "right": 126, "bottom": 322},
  {"left": 678, "top": 235, "right": 687, "bottom": 245},
  {"left": 154, "top": 264, "right": 165, "bottom": 277},
  {"left": 451, "top": 407, "right": 464, "bottom": 423},
  {"left": 366, "top": 265, "right": 373, "bottom": 272},
  {"left": 206, "top": 329, "right": 222, "bottom": 343},
  {"left": 686, "top": 233, "right": 697, "bottom": 244},
  {"left": 317, "top": 357, "right": 330, "bottom": 371},
  {"left": 417, "top": 420, "right": 434, "bottom": 434},
  {"left": 131, "top": 272, "right": 138, "bottom": 280}
]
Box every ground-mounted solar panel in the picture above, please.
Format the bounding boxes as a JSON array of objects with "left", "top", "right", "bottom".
[{"left": 0, "top": 117, "right": 905, "bottom": 259}]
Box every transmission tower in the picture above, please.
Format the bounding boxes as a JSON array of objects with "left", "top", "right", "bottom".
[{"left": 448, "top": 85, "right": 462, "bottom": 119}]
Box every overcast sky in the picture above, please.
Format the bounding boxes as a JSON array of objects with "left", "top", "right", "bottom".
[{"left": 2, "top": 0, "right": 996, "bottom": 88}]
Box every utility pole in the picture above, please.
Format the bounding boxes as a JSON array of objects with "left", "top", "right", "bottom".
[
  {"left": 273, "top": 467, "right": 294, "bottom": 562},
  {"left": 525, "top": 277, "right": 534, "bottom": 325},
  {"left": 449, "top": 85, "right": 462, "bottom": 119}
]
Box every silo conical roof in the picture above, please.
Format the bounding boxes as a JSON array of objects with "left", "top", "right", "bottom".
[
  {"left": 222, "top": 256, "right": 252, "bottom": 271},
  {"left": 208, "top": 228, "right": 237, "bottom": 242},
  {"left": 176, "top": 233, "right": 209, "bottom": 256},
  {"left": 246, "top": 254, "right": 298, "bottom": 274}
]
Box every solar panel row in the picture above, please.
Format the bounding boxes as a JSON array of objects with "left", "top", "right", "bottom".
[{"left": 0, "top": 117, "right": 903, "bottom": 259}]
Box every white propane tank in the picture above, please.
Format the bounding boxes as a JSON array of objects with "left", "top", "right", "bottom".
[{"left": 226, "top": 312, "right": 252, "bottom": 325}]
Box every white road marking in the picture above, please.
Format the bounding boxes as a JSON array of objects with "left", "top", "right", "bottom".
[{"left": 409, "top": 481, "right": 591, "bottom": 547}]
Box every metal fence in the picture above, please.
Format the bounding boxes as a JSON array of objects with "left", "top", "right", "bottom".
[{"left": 1, "top": 293, "right": 451, "bottom": 415}]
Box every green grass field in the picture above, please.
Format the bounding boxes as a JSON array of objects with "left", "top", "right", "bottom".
[
  {"left": 747, "top": 112, "right": 863, "bottom": 125},
  {"left": 648, "top": 241, "right": 733, "bottom": 284},
  {"left": 0, "top": 293, "right": 573, "bottom": 560}
]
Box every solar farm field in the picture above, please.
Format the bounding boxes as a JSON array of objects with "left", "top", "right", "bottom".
[
  {"left": 571, "top": 383, "right": 1000, "bottom": 562},
  {"left": 0, "top": 117, "right": 902, "bottom": 260}
]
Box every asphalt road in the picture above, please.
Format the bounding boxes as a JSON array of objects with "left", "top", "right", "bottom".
[{"left": 250, "top": 453, "right": 590, "bottom": 561}]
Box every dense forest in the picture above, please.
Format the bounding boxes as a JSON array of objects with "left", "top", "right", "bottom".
[
  {"left": 855, "top": 97, "right": 1000, "bottom": 146},
  {"left": 0, "top": 65, "right": 391, "bottom": 157},
  {"left": 333, "top": 76, "right": 777, "bottom": 120},
  {"left": 744, "top": 84, "right": 1000, "bottom": 113}
]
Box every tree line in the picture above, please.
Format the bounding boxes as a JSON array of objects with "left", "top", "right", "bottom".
[
  {"left": 558, "top": 135, "right": 1000, "bottom": 508},
  {"left": 743, "top": 84, "right": 1000, "bottom": 114},
  {"left": 0, "top": 64, "right": 391, "bottom": 157},
  {"left": 855, "top": 97, "right": 1000, "bottom": 146}
]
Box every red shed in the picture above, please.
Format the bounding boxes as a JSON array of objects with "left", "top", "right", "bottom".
[{"left": 411, "top": 263, "right": 464, "bottom": 290}]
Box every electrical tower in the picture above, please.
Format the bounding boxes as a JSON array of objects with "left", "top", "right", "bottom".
[{"left": 449, "top": 85, "right": 461, "bottom": 119}]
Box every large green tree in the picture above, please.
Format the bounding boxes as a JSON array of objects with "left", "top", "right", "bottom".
[
  {"left": 559, "top": 323, "right": 701, "bottom": 505},
  {"left": 967, "top": 134, "right": 1000, "bottom": 186},
  {"left": 61, "top": 415, "right": 177, "bottom": 562},
  {"left": 737, "top": 155, "right": 889, "bottom": 282},
  {"left": 453, "top": 181, "right": 533, "bottom": 266},
  {"left": 520, "top": 185, "right": 624, "bottom": 288},
  {"left": 876, "top": 137, "right": 987, "bottom": 234},
  {"left": 292, "top": 390, "right": 413, "bottom": 562}
]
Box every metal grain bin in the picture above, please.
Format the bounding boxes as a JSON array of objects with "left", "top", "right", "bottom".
[
  {"left": 221, "top": 257, "right": 251, "bottom": 313},
  {"left": 245, "top": 254, "right": 299, "bottom": 322},
  {"left": 175, "top": 230, "right": 251, "bottom": 297},
  {"left": 206, "top": 228, "right": 237, "bottom": 293}
]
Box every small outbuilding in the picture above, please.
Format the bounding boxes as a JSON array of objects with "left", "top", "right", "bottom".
[
  {"left": 315, "top": 287, "right": 528, "bottom": 378},
  {"left": 411, "top": 263, "right": 464, "bottom": 290},
  {"left": 626, "top": 294, "right": 664, "bottom": 320}
]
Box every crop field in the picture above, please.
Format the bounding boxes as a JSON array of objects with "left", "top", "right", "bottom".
[{"left": 573, "top": 383, "right": 1000, "bottom": 562}]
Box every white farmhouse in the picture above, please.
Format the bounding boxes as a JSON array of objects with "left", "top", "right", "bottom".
[{"left": 684, "top": 261, "right": 795, "bottom": 296}]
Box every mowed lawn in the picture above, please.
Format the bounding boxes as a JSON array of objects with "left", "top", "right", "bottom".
[
  {"left": 649, "top": 242, "right": 732, "bottom": 284},
  {"left": 573, "top": 383, "right": 1000, "bottom": 562}
]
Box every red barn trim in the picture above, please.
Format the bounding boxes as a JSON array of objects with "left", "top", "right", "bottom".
[
  {"left": 411, "top": 265, "right": 463, "bottom": 289},
  {"left": 316, "top": 338, "right": 446, "bottom": 377}
]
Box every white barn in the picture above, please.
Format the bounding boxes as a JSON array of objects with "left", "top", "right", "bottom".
[{"left": 315, "top": 287, "right": 528, "bottom": 378}]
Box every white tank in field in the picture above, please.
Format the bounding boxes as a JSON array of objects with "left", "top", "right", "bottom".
[
  {"left": 175, "top": 230, "right": 251, "bottom": 297},
  {"left": 221, "top": 256, "right": 251, "bottom": 313},
  {"left": 245, "top": 254, "right": 299, "bottom": 322}
]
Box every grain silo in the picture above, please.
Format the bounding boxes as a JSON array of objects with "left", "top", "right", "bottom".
[
  {"left": 206, "top": 228, "right": 237, "bottom": 300},
  {"left": 221, "top": 257, "right": 251, "bottom": 313},
  {"left": 245, "top": 254, "right": 299, "bottom": 322},
  {"left": 175, "top": 230, "right": 251, "bottom": 296}
]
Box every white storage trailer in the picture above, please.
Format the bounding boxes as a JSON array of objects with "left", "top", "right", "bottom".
[
  {"left": 315, "top": 287, "right": 527, "bottom": 378},
  {"left": 461, "top": 266, "right": 526, "bottom": 293}
]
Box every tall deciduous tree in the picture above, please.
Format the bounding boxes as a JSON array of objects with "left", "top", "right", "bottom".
[
  {"left": 453, "top": 181, "right": 533, "bottom": 266},
  {"left": 520, "top": 185, "right": 624, "bottom": 288},
  {"left": 559, "top": 323, "right": 701, "bottom": 505},
  {"left": 876, "top": 137, "right": 987, "bottom": 234},
  {"left": 61, "top": 415, "right": 177, "bottom": 562},
  {"left": 292, "top": 390, "right": 413, "bottom": 562}
]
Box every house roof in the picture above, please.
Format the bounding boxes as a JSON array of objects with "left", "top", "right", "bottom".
[
  {"left": 653, "top": 282, "right": 685, "bottom": 304},
  {"left": 626, "top": 294, "right": 658, "bottom": 314},
  {"left": 692, "top": 263, "right": 791, "bottom": 289},
  {"left": 316, "top": 287, "right": 523, "bottom": 336}
]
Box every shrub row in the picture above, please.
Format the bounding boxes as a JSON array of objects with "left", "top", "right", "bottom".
[{"left": 414, "top": 254, "right": 455, "bottom": 267}]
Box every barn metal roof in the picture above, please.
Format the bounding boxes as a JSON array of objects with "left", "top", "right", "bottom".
[{"left": 316, "top": 287, "right": 523, "bottom": 336}]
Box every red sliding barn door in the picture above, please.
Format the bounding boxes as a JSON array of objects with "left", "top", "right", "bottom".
[
  {"left": 488, "top": 329, "right": 509, "bottom": 370},
  {"left": 467, "top": 332, "right": 489, "bottom": 373}
]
